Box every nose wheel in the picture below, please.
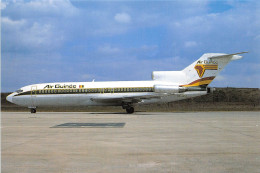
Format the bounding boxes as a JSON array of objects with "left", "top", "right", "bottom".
[{"left": 30, "top": 108, "right": 37, "bottom": 113}]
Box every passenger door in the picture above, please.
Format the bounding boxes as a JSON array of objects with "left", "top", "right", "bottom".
[{"left": 31, "top": 85, "right": 37, "bottom": 107}]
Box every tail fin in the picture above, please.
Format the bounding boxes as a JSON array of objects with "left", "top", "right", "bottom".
[{"left": 181, "top": 52, "right": 247, "bottom": 87}]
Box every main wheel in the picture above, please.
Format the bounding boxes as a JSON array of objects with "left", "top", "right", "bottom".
[
  {"left": 31, "top": 108, "right": 36, "bottom": 113},
  {"left": 126, "top": 107, "right": 134, "bottom": 114}
]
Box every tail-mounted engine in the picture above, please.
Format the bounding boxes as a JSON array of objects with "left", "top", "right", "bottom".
[
  {"left": 154, "top": 85, "right": 210, "bottom": 94},
  {"left": 154, "top": 85, "right": 185, "bottom": 93}
]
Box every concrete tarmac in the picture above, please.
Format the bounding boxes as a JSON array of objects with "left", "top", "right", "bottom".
[{"left": 2, "top": 112, "right": 260, "bottom": 173}]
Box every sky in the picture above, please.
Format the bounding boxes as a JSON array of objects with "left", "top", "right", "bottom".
[{"left": 1, "top": 0, "right": 260, "bottom": 92}]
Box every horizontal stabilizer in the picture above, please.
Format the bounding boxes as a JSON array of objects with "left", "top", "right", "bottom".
[{"left": 208, "top": 51, "right": 248, "bottom": 61}]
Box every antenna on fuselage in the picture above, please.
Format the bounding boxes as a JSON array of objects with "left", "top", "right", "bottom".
[{"left": 92, "top": 79, "right": 95, "bottom": 82}]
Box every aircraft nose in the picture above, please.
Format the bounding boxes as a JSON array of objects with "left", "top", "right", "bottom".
[{"left": 6, "top": 93, "right": 15, "bottom": 103}]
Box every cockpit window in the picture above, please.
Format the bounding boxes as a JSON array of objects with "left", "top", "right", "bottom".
[{"left": 16, "top": 89, "right": 23, "bottom": 93}]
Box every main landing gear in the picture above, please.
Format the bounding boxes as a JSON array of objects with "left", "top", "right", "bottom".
[
  {"left": 122, "top": 103, "right": 135, "bottom": 114},
  {"left": 30, "top": 108, "right": 37, "bottom": 113},
  {"left": 126, "top": 107, "right": 134, "bottom": 114}
]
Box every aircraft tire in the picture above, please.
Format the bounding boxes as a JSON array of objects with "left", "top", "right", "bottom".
[
  {"left": 31, "top": 108, "right": 36, "bottom": 113},
  {"left": 126, "top": 107, "right": 134, "bottom": 114}
]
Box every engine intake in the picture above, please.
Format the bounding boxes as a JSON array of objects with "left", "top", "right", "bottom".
[{"left": 207, "top": 87, "right": 215, "bottom": 93}]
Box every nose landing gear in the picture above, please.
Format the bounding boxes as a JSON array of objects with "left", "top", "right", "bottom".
[{"left": 30, "top": 108, "right": 36, "bottom": 113}]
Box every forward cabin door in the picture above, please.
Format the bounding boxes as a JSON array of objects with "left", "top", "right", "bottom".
[{"left": 31, "top": 85, "right": 37, "bottom": 107}]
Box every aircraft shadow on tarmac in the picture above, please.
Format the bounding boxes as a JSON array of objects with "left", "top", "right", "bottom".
[
  {"left": 88, "top": 111, "right": 149, "bottom": 115},
  {"left": 51, "top": 122, "right": 126, "bottom": 128},
  {"left": 89, "top": 112, "right": 127, "bottom": 114}
]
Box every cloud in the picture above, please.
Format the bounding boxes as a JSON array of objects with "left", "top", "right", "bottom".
[
  {"left": 1, "top": 1, "right": 8, "bottom": 10},
  {"left": 2, "top": 18, "right": 63, "bottom": 53},
  {"left": 215, "top": 75, "right": 226, "bottom": 81},
  {"left": 1, "top": 0, "right": 79, "bottom": 53},
  {"left": 1, "top": 17, "right": 25, "bottom": 26},
  {"left": 6, "top": 0, "right": 79, "bottom": 18},
  {"left": 184, "top": 41, "right": 197, "bottom": 48},
  {"left": 98, "top": 45, "right": 121, "bottom": 54},
  {"left": 114, "top": 12, "right": 131, "bottom": 24}
]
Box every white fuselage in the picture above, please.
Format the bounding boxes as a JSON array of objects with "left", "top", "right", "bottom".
[{"left": 7, "top": 80, "right": 207, "bottom": 108}]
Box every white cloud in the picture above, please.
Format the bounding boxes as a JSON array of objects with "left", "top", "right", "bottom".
[
  {"left": 1, "top": 1, "right": 8, "bottom": 10},
  {"left": 2, "top": 17, "right": 26, "bottom": 26},
  {"left": 184, "top": 41, "right": 197, "bottom": 48},
  {"left": 215, "top": 75, "right": 226, "bottom": 81},
  {"left": 16, "top": 0, "right": 79, "bottom": 17},
  {"left": 1, "top": 0, "right": 77, "bottom": 53},
  {"left": 98, "top": 45, "right": 120, "bottom": 54},
  {"left": 81, "top": 74, "right": 96, "bottom": 81},
  {"left": 2, "top": 18, "right": 64, "bottom": 52},
  {"left": 114, "top": 12, "right": 131, "bottom": 24}
]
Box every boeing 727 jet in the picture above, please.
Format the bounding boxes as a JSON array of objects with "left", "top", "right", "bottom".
[{"left": 6, "top": 52, "right": 246, "bottom": 113}]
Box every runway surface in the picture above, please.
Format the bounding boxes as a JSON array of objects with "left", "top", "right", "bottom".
[{"left": 2, "top": 112, "right": 260, "bottom": 173}]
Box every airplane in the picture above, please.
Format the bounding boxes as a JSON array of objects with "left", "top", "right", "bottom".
[{"left": 6, "top": 52, "right": 247, "bottom": 114}]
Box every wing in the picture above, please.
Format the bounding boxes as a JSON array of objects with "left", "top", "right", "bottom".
[{"left": 90, "top": 93, "right": 165, "bottom": 104}]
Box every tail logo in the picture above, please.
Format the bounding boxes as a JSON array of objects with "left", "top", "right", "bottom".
[{"left": 195, "top": 60, "right": 218, "bottom": 78}]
